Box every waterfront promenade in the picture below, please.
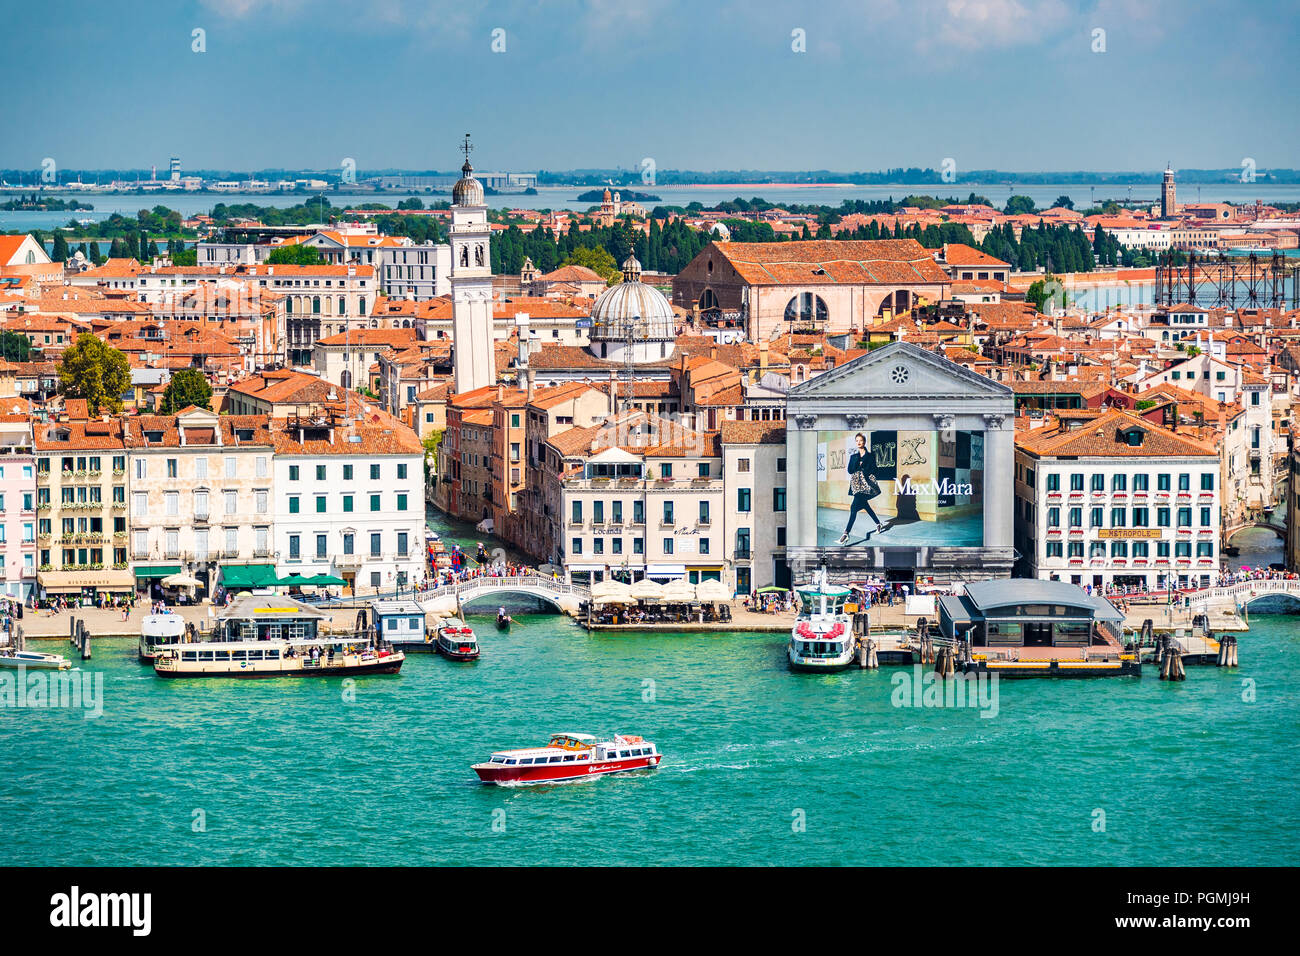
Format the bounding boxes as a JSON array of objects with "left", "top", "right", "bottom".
[{"left": 15, "top": 592, "right": 1244, "bottom": 641}]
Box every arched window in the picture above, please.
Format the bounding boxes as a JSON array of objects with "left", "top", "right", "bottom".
[
  {"left": 338, "top": 296, "right": 346, "bottom": 315},
  {"left": 285, "top": 297, "right": 294, "bottom": 315},
  {"left": 358, "top": 297, "right": 366, "bottom": 315},
  {"left": 698, "top": 289, "right": 718, "bottom": 310},
  {"left": 783, "top": 293, "right": 828, "bottom": 326},
  {"left": 340, "top": 370, "right": 353, "bottom": 389},
  {"left": 877, "top": 290, "right": 913, "bottom": 317},
  {"left": 312, "top": 296, "right": 321, "bottom": 315}
]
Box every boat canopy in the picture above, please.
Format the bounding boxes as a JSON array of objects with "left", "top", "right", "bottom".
[{"left": 796, "top": 585, "right": 851, "bottom": 598}]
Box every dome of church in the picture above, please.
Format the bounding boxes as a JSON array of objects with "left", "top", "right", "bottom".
[
  {"left": 588, "top": 254, "right": 677, "bottom": 364},
  {"left": 452, "top": 159, "right": 484, "bottom": 206}
]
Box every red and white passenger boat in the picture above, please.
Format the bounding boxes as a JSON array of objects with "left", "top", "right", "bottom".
[{"left": 472, "top": 732, "right": 662, "bottom": 785}]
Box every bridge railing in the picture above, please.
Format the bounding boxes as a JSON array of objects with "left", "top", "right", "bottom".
[
  {"left": 417, "top": 572, "right": 590, "bottom": 600},
  {"left": 1186, "top": 579, "right": 1300, "bottom": 605}
]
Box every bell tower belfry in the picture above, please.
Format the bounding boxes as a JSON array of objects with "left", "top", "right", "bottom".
[{"left": 450, "top": 134, "right": 494, "bottom": 394}]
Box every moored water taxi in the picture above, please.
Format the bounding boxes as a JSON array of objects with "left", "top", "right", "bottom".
[
  {"left": 788, "top": 571, "right": 857, "bottom": 672},
  {"left": 152, "top": 595, "right": 403, "bottom": 679},
  {"left": 472, "top": 732, "right": 661, "bottom": 785},
  {"left": 0, "top": 648, "right": 73, "bottom": 671},
  {"left": 436, "top": 617, "right": 479, "bottom": 660}
]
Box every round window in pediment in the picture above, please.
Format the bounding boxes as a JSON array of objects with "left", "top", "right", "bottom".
[{"left": 890, "top": 365, "right": 909, "bottom": 385}]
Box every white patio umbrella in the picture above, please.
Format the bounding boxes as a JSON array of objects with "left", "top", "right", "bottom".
[
  {"left": 629, "top": 578, "right": 666, "bottom": 602},
  {"left": 659, "top": 579, "right": 697, "bottom": 603},
  {"left": 162, "top": 573, "right": 202, "bottom": 588},
  {"left": 590, "top": 580, "right": 634, "bottom": 605},
  {"left": 695, "top": 579, "right": 732, "bottom": 603}
]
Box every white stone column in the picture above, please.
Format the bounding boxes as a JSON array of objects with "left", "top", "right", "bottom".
[
  {"left": 786, "top": 418, "right": 817, "bottom": 548},
  {"left": 982, "top": 414, "right": 1014, "bottom": 548}
]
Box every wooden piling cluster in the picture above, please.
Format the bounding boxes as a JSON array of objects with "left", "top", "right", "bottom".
[
  {"left": 69, "top": 617, "right": 91, "bottom": 661},
  {"left": 933, "top": 645, "right": 956, "bottom": 678},
  {"left": 1155, "top": 634, "right": 1185, "bottom": 680},
  {"left": 1216, "top": 634, "right": 1239, "bottom": 668}
]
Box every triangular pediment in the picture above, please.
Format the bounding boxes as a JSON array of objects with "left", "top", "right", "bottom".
[{"left": 788, "top": 341, "right": 1012, "bottom": 400}]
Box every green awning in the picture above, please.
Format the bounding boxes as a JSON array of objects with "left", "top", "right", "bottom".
[
  {"left": 306, "top": 574, "right": 346, "bottom": 586},
  {"left": 220, "top": 564, "right": 280, "bottom": 589},
  {"left": 134, "top": 565, "right": 181, "bottom": 579},
  {"left": 277, "top": 574, "right": 314, "bottom": 587}
]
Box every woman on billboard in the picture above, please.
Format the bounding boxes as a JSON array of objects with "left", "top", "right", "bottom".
[{"left": 838, "top": 432, "right": 885, "bottom": 543}]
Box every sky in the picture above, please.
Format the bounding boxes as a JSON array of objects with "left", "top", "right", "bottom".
[{"left": 4, "top": 0, "right": 1298, "bottom": 175}]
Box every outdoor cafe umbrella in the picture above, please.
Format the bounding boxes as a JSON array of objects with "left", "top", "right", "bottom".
[
  {"left": 659, "top": 579, "right": 697, "bottom": 603},
  {"left": 590, "top": 580, "right": 634, "bottom": 605},
  {"left": 629, "top": 578, "right": 666, "bottom": 602},
  {"left": 757, "top": 586, "right": 788, "bottom": 594},
  {"left": 277, "top": 574, "right": 314, "bottom": 589},
  {"left": 161, "top": 573, "right": 201, "bottom": 588},
  {"left": 695, "top": 579, "right": 732, "bottom": 603},
  {"left": 306, "top": 574, "right": 346, "bottom": 586}
]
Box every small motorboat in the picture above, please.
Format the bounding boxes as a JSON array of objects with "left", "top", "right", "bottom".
[
  {"left": 0, "top": 648, "right": 72, "bottom": 671},
  {"left": 436, "top": 618, "right": 480, "bottom": 661},
  {"left": 472, "top": 733, "right": 662, "bottom": 785},
  {"left": 495, "top": 607, "right": 512, "bottom": 630}
]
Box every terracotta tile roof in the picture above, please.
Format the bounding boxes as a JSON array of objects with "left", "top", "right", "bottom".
[
  {"left": 315, "top": 327, "right": 420, "bottom": 348},
  {"left": 940, "top": 243, "right": 1011, "bottom": 268},
  {"left": 719, "top": 420, "right": 786, "bottom": 444},
  {"left": 122, "top": 413, "right": 273, "bottom": 448},
  {"left": 536, "top": 265, "right": 604, "bottom": 283},
  {"left": 270, "top": 406, "right": 422, "bottom": 456},
  {"left": 712, "top": 239, "right": 950, "bottom": 285},
  {"left": 1016, "top": 408, "right": 1218, "bottom": 458},
  {"left": 33, "top": 417, "right": 126, "bottom": 451}
]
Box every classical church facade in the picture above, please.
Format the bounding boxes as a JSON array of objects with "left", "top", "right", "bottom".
[{"left": 784, "top": 342, "right": 1015, "bottom": 587}]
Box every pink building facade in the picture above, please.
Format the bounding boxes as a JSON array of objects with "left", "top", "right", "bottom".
[{"left": 0, "top": 416, "right": 37, "bottom": 600}]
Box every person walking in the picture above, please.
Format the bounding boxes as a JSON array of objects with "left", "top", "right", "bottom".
[{"left": 838, "top": 432, "right": 885, "bottom": 543}]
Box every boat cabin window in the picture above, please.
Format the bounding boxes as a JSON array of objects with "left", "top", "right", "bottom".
[
  {"left": 576, "top": 754, "right": 589, "bottom": 761},
  {"left": 505, "top": 758, "right": 518, "bottom": 765},
  {"left": 198, "top": 650, "right": 215, "bottom": 661},
  {"left": 549, "top": 755, "right": 563, "bottom": 763},
  {"left": 563, "top": 754, "right": 576, "bottom": 761},
  {"left": 265, "top": 648, "right": 280, "bottom": 660},
  {"left": 490, "top": 756, "right": 506, "bottom": 764},
  {"left": 247, "top": 649, "right": 264, "bottom": 661},
  {"left": 231, "top": 650, "right": 247, "bottom": 660},
  {"left": 182, "top": 651, "right": 198, "bottom": 661}
]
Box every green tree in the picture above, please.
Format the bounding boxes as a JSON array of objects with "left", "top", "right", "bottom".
[
  {"left": 0, "top": 330, "right": 34, "bottom": 362},
  {"left": 1004, "top": 195, "right": 1037, "bottom": 216},
  {"left": 561, "top": 245, "right": 620, "bottom": 283},
  {"left": 58, "top": 333, "right": 131, "bottom": 415},
  {"left": 267, "top": 244, "right": 324, "bottom": 265},
  {"left": 422, "top": 431, "right": 444, "bottom": 481},
  {"left": 51, "top": 231, "right": 70, "bottom": 262},
  {"left": 160, "top": 368, "right": 214, "bottom": 413},
  {"left": 1052, "top": 195, "right": 1074, "bottom": 210}
]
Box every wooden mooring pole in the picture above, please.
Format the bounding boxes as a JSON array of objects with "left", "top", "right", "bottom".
[
  {"left": 1160, "top": 646, "right": 1185, "bottom": 681},
  {"left": 1216, "top": 634, "right": 1238, "bottom": 668}
]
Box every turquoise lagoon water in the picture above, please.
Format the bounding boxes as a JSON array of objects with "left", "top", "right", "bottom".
[{"left": 1, "top": 611, "right": 1297, "bottom": 867}]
